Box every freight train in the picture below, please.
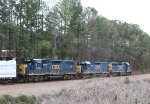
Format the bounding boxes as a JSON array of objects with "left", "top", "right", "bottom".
[{"left": 0, "top": 57, "right": 131, "bottom": 83}]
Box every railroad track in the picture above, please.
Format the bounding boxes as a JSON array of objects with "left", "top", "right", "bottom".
[{"left": 0, "top": 73, "right": 132, "bottom": 86}]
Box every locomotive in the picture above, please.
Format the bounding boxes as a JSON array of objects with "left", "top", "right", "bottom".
[{"left": 0, "top": 57, "right": 131, "bottom": 83}]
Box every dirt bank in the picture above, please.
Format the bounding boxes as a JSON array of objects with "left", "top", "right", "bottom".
[{"left": 0, "top": 74, "right": 150, "bottom": 104}]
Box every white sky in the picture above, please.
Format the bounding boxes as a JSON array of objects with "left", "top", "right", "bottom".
[{"left": 45, "top": 0, "right": 150, "bottom": 35}]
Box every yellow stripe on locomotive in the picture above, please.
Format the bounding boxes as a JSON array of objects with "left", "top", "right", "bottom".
[
  {"left": 76, "top": 65, "right": 81, "bottom": 73},
  {"left": 19, "top": 64, "right": 26, "bottom": 75},
  {"left": 108, "top": 63, "right": 112, "bottom": 72}
]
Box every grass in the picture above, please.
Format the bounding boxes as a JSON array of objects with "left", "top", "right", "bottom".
[{"left": 0, "top": 95, "right": 36, "bottom": 104}]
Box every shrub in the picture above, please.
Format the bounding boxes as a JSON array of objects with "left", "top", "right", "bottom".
[
  {"left": 0, "top": 95, "right": 36, "bottom": 104},
  {"left": 0, "top": 95, "right": 15, "bottom": 104}
]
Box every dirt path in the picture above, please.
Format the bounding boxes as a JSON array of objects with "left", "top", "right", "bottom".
[{"left": 0, "top": 74, "right": 150, "bottom": 97}]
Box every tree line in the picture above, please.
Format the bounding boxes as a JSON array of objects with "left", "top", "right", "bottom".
[{"left": 0, "top": 0, "right": 150, "bottom": 71}]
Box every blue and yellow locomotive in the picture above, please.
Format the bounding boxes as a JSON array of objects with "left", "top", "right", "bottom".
[
  {"left": 0, "top": 58, "right": 131, "bottom": 83},
  {"left": 18, "top": 59, "right": 77, "bottom": 81}
]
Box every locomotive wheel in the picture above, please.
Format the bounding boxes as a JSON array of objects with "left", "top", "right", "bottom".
[
  {"left": 82, "top": 74, "right": 87, "bottom": 79},
  {"left": 39, "top": 76, "right": 44, "bottom": 81},
  {"left": 1, "top": 80, "right": 9, "bottom": 84},
  {"left": 18, "top": 79, "right": 24, "bottom": 83}
]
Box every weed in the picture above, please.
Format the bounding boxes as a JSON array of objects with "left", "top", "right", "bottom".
[{"left": 124, "top": 77, "right": 131, "bottom": 84}]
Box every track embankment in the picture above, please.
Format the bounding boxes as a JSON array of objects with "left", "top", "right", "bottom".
[{"left": 0, "top": 74, "right": 150, "bottom": 104}]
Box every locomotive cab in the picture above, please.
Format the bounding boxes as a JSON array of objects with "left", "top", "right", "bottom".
[
  {"left": 31, "top": 59, "right": 42, "bottom": 70},
  {"left": 77, "top": 61, "right": 93, "bottom": 73},
  {"left": 124, "top": 62, "right": 131, "bottom": 75},
  {"left": 19, "top": 59, "right": 49, "bottom": 75}
]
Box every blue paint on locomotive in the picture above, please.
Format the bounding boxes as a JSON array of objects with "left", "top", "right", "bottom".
[
  {"left": 77, "top": 61, "right": 95, "bottom": 73},
  {"left": 24, "top": 58, "right": 131, "bottom": 76},
  {"left": 50, "top": 60, "right": 75, "bottom": 75},
  {"left": 24, "top": 59, "right": 75, "bottom": 75},
  {"left": 125, "top": 62, "right": 131, "bottom": 73},
  {"left": 111, "top": 62, "right": 131, "bottom": 73},
  {"left": 79, "top": 61, "right": 131, "bottom": 74},
  {"left": 92, "top": 62, "right": 109, "bottom": 73},
  {"left": 25, "top": 59, "right": 51, "bottom": 75}
]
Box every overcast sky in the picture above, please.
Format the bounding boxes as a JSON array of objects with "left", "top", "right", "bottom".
[{"left": 44, "top": 0, "right": 150, "bottom": 35}]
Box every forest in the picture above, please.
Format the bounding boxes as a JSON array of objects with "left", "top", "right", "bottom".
[{"left": 0, "top": 0, "right": 150, "bottom": 71}]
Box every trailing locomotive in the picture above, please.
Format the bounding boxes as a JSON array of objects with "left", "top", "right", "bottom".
[
  {"left": 0, "top": 57, "right": 131, "bottom": 83},
  {"left": 76, "top": 61, "right": 131, "bottom": 78}
]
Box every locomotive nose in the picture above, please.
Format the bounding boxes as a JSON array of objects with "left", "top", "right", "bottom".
[
  {"left": 76, "top": 65, "right": 81, "bottom": 73},
  {"left": 19, "top": 64, "right": 26, "bottom": 75}
]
